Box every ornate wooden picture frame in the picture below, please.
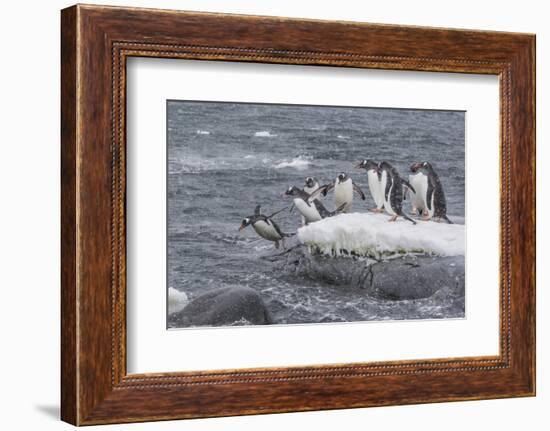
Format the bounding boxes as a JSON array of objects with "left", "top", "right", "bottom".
[{"left": 61, "top": 4, "right": 535, "bottom": 425}]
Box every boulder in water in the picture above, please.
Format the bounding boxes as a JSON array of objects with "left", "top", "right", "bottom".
[
  {"left": 285, "top": 246, "right": 464, "bottom": 301},
  {"left": 168, "top": 286, "right": 272, "bottom": 328}
]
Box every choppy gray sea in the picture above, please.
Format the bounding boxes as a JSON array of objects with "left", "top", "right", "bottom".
[{"left": 167, "top": 101, "right": 465, "bottom": 327}]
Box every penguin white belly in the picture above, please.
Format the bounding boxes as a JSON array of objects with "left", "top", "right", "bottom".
[
  {"left": 294, "top": 198, "right": 322, "bottom": 223},
  {"left": 252, "top": 220, "right": 281, "bottom": 241},
  {"left": 334, "top": 179, "right": 353, "bottom": 212},
  {"left": 367, "top": 170, "right": 383, "bottom": 209},
  {"left": 409, "top": 173, "right": 428, "bottom": 212}
]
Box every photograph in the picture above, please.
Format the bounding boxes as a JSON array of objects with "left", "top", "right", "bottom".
[{"left": 166, "top": 100, "right": 466, "bottom": 329}]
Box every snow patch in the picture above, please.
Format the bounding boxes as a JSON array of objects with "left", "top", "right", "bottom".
[
  {"left": 168, "top": 287, "right": 189, "bottom": 314},
  {"left": 297, "top": 212, "right": 464, "bottom": 257},
  {"left": 274, "top": 155, "right": 311, "bottom": 170}
]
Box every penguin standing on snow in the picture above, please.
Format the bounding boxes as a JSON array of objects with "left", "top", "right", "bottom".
[
  {"left": 284, "top": 186, "right": 345, "bottom": 225},
  {"left": 408, "top": 162, "right": 429, "bottom": 217},
  {"left": 378, "top": 161, "right": 417, "bottom": 224},
  {"left": 320, "top": 172, "right": 366, "bottom": 213},
  {"left": 239, "top": 205, "right": 293, "bottom": 249},
  {"left": 410, "top": 162, "right": 453, "bottom": 224},
  {"left": 355, "top": 159, "right": 384, "bottom": 212}
]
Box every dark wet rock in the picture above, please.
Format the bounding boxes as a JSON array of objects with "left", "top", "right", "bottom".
[
  {"left": 168, "top": 286, "right": 272, "bottom": 328},
  {"left": 366, "top": 256, "right": 464, "bottom": 300},
  {"left": 283, "top": 246, "right": 464, "bottom": 301}
]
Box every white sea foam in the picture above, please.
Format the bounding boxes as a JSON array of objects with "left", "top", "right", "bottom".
[
  {"left": 254, "top": 131, "right": 277, "bottom": 137},
  {"left": 297, "top": 212, "right": 465, "bottom": 257},
  {"left": 337, "top": 135, "right": 349, "bottom": 139},
  {"left": 196, "top": 129, "right": 210, "bottom": 135},
  {"left": 244, "top": 155, "right": 256, "bottom": 159},
  {"left": 168, "top": 287, "right": 189, "bottom": 314},
  {"left": 274, "top": 155, "right": 311, "bottom": 170}
]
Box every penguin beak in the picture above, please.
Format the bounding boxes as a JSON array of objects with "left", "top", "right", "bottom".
[
  {"left": 353, "top": 162, "right": 362, "bottom": 169},
  {"left": 411, "top": 162, "right": 422, "bottom": 172},
  {"left": 238, "top": 224, "right": 245, "bottom": 231}
]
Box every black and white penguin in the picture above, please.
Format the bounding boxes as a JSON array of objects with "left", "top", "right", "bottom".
[
  {"left": 410, "top": 162, "right": 453, "bottom": 224},
  {"left": 300, "top": 177, "right": 322, "bottom": 226},
  {"left": 408, "top": 162, "right": 429, "bottom": 216},
  {"left": 320, "top": 172, "right": 365, "bottom": 213},
  {"left": 378, "top": 161, "right": 417, "bottom": 225},
  {"left": 239, "top": 205, "right": 292, "bottom": 249},
  {"left": 303, "top": 177, "right": 321, "bottom": 196},
  {"left": 355, "top": 159, "right": 384, "bottom": 212},
  {"left": 284, "top": 186, "right": 345, "bottom": 224}
]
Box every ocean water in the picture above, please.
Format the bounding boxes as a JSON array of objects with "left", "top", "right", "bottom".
[{"left": 167, "top": 101, "right": 465, "bottom": 327}]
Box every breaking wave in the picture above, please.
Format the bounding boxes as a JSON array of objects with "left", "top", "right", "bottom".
[{"left": 274, "top": 155, "right": 312, "bottom": 170}]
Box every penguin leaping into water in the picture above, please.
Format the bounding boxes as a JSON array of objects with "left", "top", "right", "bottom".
[
  {"left": 239, "top": 205, "right": 293, "bottom": 249},
  {"left": 355, "top": 159, "right": 384, "bottom": 213},
  {"left": 378, "top": 161, "right": 417, "bottom": 225},
  {"left": 410, "top": 162, "right": 453, "bottom": 224},
  {"left": 319, "top": 172, "right": 365, "bottom": 213},
  {"left": 284, "top": 186, "right": 346, "bottom": 225}
]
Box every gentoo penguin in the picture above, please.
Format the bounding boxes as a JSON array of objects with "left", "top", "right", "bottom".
[
  {"left": 320, "top": 173, "right": 365, "bottom": 213},
  {"left": 284, "top": 186, "right": 345, "bottom": 225},
  {"left": 354, "top": 159, "right": 384, "bottom": 212},
  {"left": 408, "top": 162, "right": 429, "bottom": 217},
  {"left": 298, "top": 177, "right": 322, "bottom": 225},
  {"left": 378, "top": 161, "right": 417, "bottom": 225},
  {"left": 303, "top": 177, "right": 321, "bottom": 196},
  {"left": 239, "top": 205, "right": 292, "bottom": 249},
  {"left": 410, "top": 162, "right": 453, "bottom": 224}
]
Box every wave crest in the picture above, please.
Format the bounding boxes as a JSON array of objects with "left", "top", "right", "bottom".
[
  {"left": 254, "top": 131, "right": 277, "bottom": 137},
  {"left": 274, "top": 155, "right": 311, "bottom": 170}
]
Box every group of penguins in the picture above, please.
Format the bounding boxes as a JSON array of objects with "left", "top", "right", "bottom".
[{"left": 238, "top": 160, "right": 452, "bottom": 249}]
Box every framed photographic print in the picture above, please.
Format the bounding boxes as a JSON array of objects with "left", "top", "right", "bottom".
[{"left": 61, "top": 4, "right": 535, "bottom": 425}]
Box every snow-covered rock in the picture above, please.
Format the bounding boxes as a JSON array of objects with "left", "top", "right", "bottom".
[{"left": 297, "top": 212, "right": 464, "bottom": 258}]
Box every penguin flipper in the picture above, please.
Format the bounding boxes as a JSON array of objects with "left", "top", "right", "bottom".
[
  {"left": 313, "top": 200, "right": 331, "bottom": 218},
  {"left": 267, "top": 206, "right": 289, "bottom": 219},
  {"left": 268, "top": 219, "right": 286, "bottom": 240},
  {"left": 384, "top": 175, "right": 392, "bottom": 201},
  {"left": 316, "top": 182, "right": 334, "bottom": 198},
  {"left": 401, "top": 179, "right": 416, "bottom": 194},
  {"left": 426, "top": 181, "right": 434, "bottom": 211},
  {"left": 352, "top": 181, "right": 366, "bottom": 200}
]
